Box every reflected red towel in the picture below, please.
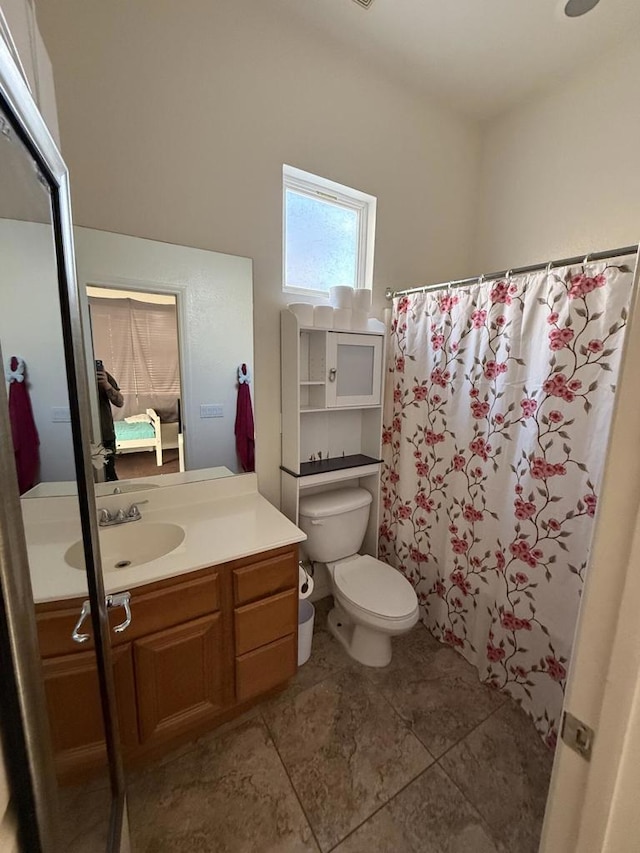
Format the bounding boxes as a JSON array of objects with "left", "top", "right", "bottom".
[
  {"left": 8, "top": 356, "right": 40, "bottom": 493},
  {"left": 234, "top": 365, "right": 255, "bottom": 473}
]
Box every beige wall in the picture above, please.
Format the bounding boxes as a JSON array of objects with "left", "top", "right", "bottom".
[
  {"left": 474, "top": 38, "right": 640, "bottom": 272},
  {"left": 35, "top": 0, "right": 482, "bottom": 505}
]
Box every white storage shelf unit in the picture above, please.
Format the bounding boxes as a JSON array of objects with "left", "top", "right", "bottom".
[{"left": 280, "top": 309, "right": 385, "bottom": 558}]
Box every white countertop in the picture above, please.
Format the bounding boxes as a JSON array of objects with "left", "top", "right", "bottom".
[{"left": 22, "top": 473, "right": 306, "bottom": 603}]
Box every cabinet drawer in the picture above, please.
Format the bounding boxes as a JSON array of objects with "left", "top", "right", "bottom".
[
  {"left": 232, "top": 548, "right": 297, "bottom": 606},
  {"left": 234, "top": 588, "right": 297, "bottom": 656},
  {"left": 37, "top": 570, "right": 221, "bottom": 658},
  {"left": 235, "top": 634, "right": 297, "bottom": 703}
]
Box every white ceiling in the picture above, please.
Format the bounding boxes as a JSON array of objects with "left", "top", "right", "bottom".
[{"left": 269, "top": 0, "right": 640, "bottom": 118}]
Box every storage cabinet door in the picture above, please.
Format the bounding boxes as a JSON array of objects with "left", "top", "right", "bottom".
[
  {"left": 134, "top": 613, "right": 225, "bottom": 746},
  {"left": 326, "top": 332, "right": 383, "bottom": 407},
  {"left": 42, "top": 644, "right": 137, "bottom": 784}
]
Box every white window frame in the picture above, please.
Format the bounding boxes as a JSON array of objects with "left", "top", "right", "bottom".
[{"left": 283, "top": 164, "right": 377, "bottom": 298}]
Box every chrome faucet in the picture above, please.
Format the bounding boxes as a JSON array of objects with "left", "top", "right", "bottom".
[{"left": 98, "top": 501, "right": 148, "bottom": 527}]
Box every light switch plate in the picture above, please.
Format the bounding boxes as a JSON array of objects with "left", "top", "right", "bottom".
[
  {"left": 51, "top": 406, "right": 71, "bottom": 422},
  {"left": 200, "top": 404, "right": 224, "bottom": 418}
]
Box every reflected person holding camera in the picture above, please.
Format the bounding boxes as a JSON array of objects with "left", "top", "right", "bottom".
[{"left": 96, "top": 359, "right": 124, "bottom": 481}]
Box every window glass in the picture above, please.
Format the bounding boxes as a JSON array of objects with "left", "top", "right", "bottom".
[{"left": 285, "top": 188, "right": 359, "bottom": 292}]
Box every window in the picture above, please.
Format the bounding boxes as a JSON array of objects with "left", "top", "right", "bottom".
[{"left": 283, "top": 164, "right": 376, "bottom": 296}]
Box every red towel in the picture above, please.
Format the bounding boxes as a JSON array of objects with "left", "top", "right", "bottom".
[
  {"left": 234, "top": 364, "right": 255, "bottom": 473},
  {"left": 8, "top": 356, "right": 40, "bottom": 494}
]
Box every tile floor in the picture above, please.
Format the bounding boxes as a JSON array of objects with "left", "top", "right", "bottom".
[
  {"left": 129, "top": 599, "right": 551, "bottom": 853},
  {"left": 60, "top": 596, "right": 554, "bottom": 852}
]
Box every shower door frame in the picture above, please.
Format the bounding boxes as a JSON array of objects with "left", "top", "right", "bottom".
[{"left": 0, "top": 34, "right": 127, "bottom": 852}]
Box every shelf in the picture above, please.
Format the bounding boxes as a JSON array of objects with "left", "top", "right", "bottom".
[
  {"left": 300, "top": 404, "right": 382, "bottom": 413},
  {"left": 280, "top": 454, "right": 382, "bottom": 479},
  {"left": 300, "top": 381, "right": 326, "bottom": 386},
  {"left": 298, "top": 325, "right": 385, "bottom": 337}
]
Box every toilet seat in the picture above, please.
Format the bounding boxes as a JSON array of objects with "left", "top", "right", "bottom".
[{"left": 333, "top": 555, "right": 418, "bottom": 620}]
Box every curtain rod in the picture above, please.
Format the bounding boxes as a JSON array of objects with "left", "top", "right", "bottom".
[{"left": 384, "top": 244, "right": 639, "bottom": 300}]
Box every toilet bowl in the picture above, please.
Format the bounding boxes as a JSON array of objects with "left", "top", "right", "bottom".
[{"left": 298, "top": 488, "right": 419, "bottom": 667}]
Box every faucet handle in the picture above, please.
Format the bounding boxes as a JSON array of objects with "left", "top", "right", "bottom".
[
  {"left": 127, "top": 500, "right": 148, "bottom": 520},
  {"left": 98, "top": 507, "right": 113, "bottom": 526}
]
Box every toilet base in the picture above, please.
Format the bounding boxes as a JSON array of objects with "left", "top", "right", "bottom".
[{"left": 327, "top": 606, "right": 392, "bottom": 668}]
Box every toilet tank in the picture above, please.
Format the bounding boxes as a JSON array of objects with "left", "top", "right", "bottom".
[{"left": 298, "top": 488, "right": 373, "bottom": 563}]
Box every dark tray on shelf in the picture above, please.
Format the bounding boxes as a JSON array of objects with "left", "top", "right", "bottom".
[{"left": 280, "top": 453, "right": 382, "bottom": 478}]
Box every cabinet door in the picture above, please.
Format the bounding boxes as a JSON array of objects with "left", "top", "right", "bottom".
[
  {"left": 42, "top": 644, "right": 137, "bottom": 784},
  {"left": 326, "top": 332, "right": 383, "bottom": 407},
  {"left": 134, "top": 613, "right": 226, "bottom": 746}
]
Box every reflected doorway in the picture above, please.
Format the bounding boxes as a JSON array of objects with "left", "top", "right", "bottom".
[{"left": 86, "top": 285, "right": 185, "bottom": 481}]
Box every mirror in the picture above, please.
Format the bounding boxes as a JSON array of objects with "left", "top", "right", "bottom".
[
  {"left": 22, "top": 226, "right": 254, "bottom": 496},
  {"left": 0, "top": 105, "right": 112, "bottom": 848}
]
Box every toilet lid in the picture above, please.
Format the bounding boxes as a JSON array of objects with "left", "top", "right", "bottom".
[{"left": 334, "top": 555, "right": 418, "bottom": 619}]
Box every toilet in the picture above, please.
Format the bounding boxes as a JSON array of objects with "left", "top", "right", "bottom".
[{"left": 298, "top": 487, "right": 419, "bottom": 667}]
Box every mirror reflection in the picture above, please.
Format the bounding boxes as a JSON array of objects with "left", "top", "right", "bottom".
[
  {"left": 87, "top": 285, "right": 184, "bottom": 481},
  {"left": 0, "top": 104, "right": 111, "bottom": 849},
  {"left": 22, "top": 225, "right": 254, "bottom": 496}
]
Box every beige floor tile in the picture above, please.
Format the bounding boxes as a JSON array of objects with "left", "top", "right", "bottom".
[
  {"left": 364, "top": 639, "right": 505, "bottom": 758},
  {"left": 57, "top": 783, "right": 111, "bottom": 853},
  {"left": 333, "top": 764, "right": 503, "bottom": 853},
  {"left": 127, "top": 717, "right": 318, "bottom": 853},
  {"left": 264, "top": 667, "right": 433, "bottom": 852},
  {"left": 439, "top": 702, "right": 553, "bottom": 853}
]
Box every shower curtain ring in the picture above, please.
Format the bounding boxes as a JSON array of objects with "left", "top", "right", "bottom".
[
  {"left": 505, "top": 269, "right": 513, "bottom": 283},
  {"left": 583, "top": 252, "right": 591, "bottom": 268},
  {"left": 546, "top": 261, "right": 553, "bottom": 275},
  {"left": 478, "top": 273, "right": 485, "bottom": 285}
]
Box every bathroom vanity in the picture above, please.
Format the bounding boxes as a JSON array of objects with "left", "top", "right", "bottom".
[{"left": 25, "top": 474, "right": 305, "bottom": 784}]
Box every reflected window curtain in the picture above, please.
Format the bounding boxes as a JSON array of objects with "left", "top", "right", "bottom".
[
  {"left": 88, "top": 297, "right": 180, "bottom": 421},
  {"left": 380, "top": 257, "right": 634, "bottom": 748}
]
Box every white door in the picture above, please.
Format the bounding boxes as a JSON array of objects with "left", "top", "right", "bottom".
[{"left": 326, "top": 332, "right": 383, "bottom": 407}]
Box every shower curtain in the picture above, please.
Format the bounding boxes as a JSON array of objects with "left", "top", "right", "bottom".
[{"left": 380, "top": 257, "right": 635, "bottom": 747}]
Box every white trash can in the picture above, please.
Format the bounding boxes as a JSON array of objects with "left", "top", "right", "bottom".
[{"left": 298, "top": 600, "right": 315, "bottom": 666}]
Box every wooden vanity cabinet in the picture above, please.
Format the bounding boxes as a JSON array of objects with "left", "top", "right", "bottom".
[
  {"left": 41, "top": 643, "right": 137, "bottom": 781},
  {"left": 231, "top": 546, "right": 299, "bottom": 701},
  {"left": 134, "top": 612, "right": 226, "bottom": 747},
  {"left": 36, "top": 544, "right": 299, "bottom": 783}
]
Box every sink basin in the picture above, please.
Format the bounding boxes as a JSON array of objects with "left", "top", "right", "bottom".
[{"left": 65, "top": 522, "right": 185, "bottom": 571}]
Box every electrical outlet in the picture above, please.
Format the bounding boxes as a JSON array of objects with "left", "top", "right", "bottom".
[
  {"left": 200, "top": 404, "right": 224, "bottom": 418},
  {"left": 51, "top": 407, "right": 71, "bottom": 422}
]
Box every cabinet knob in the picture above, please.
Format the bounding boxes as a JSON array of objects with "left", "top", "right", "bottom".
[{"left": 328, "top": 368, "right": 337, "bottom": 382}]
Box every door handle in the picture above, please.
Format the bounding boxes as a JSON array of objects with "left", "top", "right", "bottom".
[
  {"left": 71, "top": 600, "right": 92, "bottom": 643},
  {"left": 107, "top": 591, "right": 132, "bottom": 633},
  {"left": 70, "top": 591, "right": 132, "bottom": 643}
]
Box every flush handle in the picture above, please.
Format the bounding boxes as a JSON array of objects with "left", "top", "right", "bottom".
[{"left": 309, "top": 520, "right": 324, "bottom": 526}]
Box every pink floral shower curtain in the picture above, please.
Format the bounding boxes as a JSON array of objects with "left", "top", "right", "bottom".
[{"left": 380, "top": 257, "right": 635, "bottom": 747}]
